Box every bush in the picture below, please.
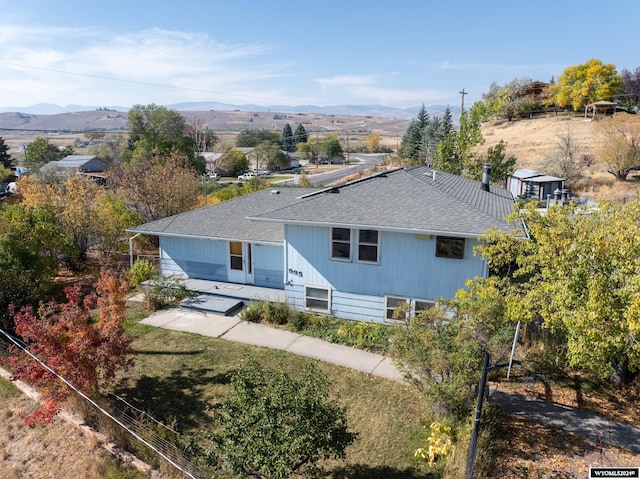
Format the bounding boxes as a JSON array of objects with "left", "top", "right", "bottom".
[
  {"left": 240, "top": 299, "right": 295, "bottom": 325},
  {"left": 144, "top": 274, "right": 195, "bottom": 311},
  {"left": 128, "top": 258, "right": 156, "bottom": 288},
  {"left": 210, "top": 359, "right": 357, "bottom": 478},
  {"left": 288, "top": 311, "right": 309, "bottom": 331},
  {"left": 336, "top": 321, "right": 391, "bottom": 350}
]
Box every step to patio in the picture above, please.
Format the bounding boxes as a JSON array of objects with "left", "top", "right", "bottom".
[{"left": 181, "top": 294, "right": 244, "bottom": 316}]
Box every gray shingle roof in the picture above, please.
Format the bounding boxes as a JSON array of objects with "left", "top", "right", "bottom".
[
  {"left": 58, "top": 155, "right": 98, "bottom": 168},
  {"left": 130, "top": 168, "right": 516, "bottom": 243},
  {"left": 128, "top": 187, "right": 317, "bottom": 243},
  {"left": 249, "top": 167, "right": 516, "bottom": 236}
]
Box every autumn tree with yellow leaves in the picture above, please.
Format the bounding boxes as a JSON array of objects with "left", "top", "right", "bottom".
[{"left": 545, "top": 59, "right": 622, "bottom": 111}]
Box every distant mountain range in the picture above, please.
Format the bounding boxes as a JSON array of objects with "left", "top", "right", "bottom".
[{"left": 0, "top": 101, "right": 459, "bottom": 120}]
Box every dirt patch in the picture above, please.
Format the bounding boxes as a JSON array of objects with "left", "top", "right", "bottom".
[{"left": 493, "top": 414, "right": 640, "bottom": 478}]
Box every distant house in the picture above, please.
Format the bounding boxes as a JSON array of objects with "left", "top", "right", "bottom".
[
  {"left": 129, "top": 166, "right": 516, "bottom": 323},
  {"left": 58, "top": 155, "right": 107, "bottom": 172},
  {"left": 40, "top": 155, "right": 107, "bottom": 177},
  {"left": 520, "top": 81, "right": 549, "bottom": 106},
  {"left": 507, "top": 168, "right": 564, "bottom": 201}
]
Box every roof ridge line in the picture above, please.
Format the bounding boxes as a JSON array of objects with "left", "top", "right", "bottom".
[{"left": 296, "top": 167, "right": 404, "bottom": 200}]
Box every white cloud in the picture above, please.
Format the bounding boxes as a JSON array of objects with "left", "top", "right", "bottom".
[
  {"left": 0, "top": 25, "right": 284, "bottom": 106},
  {"left": 315, "top": 75, "right": 378, "bottom": 86}
]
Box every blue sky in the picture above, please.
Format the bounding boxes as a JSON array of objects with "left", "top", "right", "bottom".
[{"left": 0, "top": 0, "right": 636, "bottom": 110}]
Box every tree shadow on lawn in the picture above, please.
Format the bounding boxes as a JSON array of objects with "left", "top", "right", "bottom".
[
  {"left": 329, "top": 464, "right": 436, "bottom": 479},
  {"left": 114, "top": 366, "right": 235, "bottom": 430}
]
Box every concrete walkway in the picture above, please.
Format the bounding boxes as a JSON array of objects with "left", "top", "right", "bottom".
[
  {"left": 140, "top": 308, "right": 403, "bottom": 382},
  {"left": 140, "top": 307, "right": 640, "bottom": 455}
]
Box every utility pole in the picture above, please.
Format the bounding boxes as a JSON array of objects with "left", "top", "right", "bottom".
[
  {"left": 346, "top": 132, "right": 349, "bottom": 165},
  {"left": 459, "top": 88, "right": 468, "bottom": 113}
]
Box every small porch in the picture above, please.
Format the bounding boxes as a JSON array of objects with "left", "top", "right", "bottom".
[{"left": 180, "top": 278, "right": 287, "bottom": 315}]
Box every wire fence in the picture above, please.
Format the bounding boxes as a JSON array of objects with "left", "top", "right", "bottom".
[{"left": 0, "top": 334, "right": 212, "bottom": 479}]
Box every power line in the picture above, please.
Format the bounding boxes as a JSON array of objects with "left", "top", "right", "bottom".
[
  {"left": 0, "top": 60, "right": 286, "bottom": 104},
  {"left": 0, "top": 326, "right": 202, "bottom": 479}
]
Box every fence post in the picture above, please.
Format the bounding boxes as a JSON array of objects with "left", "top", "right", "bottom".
[{"left": 466, "top": 351, "right": 490, "bottom": 479}]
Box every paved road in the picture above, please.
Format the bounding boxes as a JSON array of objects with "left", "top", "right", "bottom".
[{"left": 140, "top": 307, "right": 640, "bottom": 456}]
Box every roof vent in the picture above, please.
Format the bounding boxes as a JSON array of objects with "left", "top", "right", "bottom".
[{"left": 270, "top": 189, "right": 280, "bottom": 195}]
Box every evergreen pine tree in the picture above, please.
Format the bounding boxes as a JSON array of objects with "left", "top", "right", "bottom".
[
  {"left": 0, "top": 137, "right": 11, "bottom": 167},
  {"left": 294, "top": 124, "right": 308, "bottom": 145},
  {"left": 282, "top": 124, "right": 295, "bottom": 152}
]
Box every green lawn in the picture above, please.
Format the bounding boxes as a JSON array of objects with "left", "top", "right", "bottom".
[{"left": 116, "top": 302, "right": 435, "bottom": 478}]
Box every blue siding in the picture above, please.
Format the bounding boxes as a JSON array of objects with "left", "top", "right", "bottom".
[
  {"left": 284, "top": 224, "right": 486, "bottom": 322},
  {"left": 160, "top": 237, "right": 285, "bottom": 287},
  {"left": 160, "top": 236, "right": 227, "bottom": 281},
  {"left": 253, "top": 244, "right": 284, "bottom": 289}
]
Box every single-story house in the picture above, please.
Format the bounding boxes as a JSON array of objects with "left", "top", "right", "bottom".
[
  {"left": 57, "top": 155, "right": 107, "bottom": 172},
  {"left": 40, "top": 155, "right": 107, "bottom": 176},
  {"left": 506, "top": 168, "right": 564, "bottom": 201},
  {"left": 129, "top": 166, "right": 515, "bottom": 323}
]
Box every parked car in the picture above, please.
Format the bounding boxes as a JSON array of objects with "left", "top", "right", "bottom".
[
  {"left": 257, "top": 169, "right": 271, "bottom": 176},
  {"left": 208, "top": 172, "right": 219, "bottom": 180},
  {"left": 238, "top": 172, "right": 257, "bottom": 181}
]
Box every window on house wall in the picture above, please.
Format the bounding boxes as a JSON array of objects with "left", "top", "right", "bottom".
[
  {"left": 414, "top": 300, "right": 436, "bottom": 316},
  {"left": 304, "top": 285, "right": 331, "bottom": 312},
  {"left": 385, "top": 296, "right": 409, "bottom": 322},
  {"left": 358, "top": 229, "right": 379, "bottom": 263},
  {"left": 331, "top": 228, "right": 351, "bottom": 260},
  {"left": 436, "top": 236, "right": 465, "bottom": 259}
]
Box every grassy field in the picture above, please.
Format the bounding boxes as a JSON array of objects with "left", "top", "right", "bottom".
[{"left": 113, "top": 304, "right": 435, "bottom": 478}]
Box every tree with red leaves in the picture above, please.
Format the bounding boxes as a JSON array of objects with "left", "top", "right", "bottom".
[{"left": 7, "top": 267, "right": 134, "bottom": 424}]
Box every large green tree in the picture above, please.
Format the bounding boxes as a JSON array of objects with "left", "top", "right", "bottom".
[
  {"left": 211, "top": 360, "right": 356, "bottom": 479},
  {"left": 216, "top": 150, "right": 249, "bottom": 177},
  {"left": 250, "top": 141, "right": 288, "bottom": 171},
  {"left": 547, "top": 59, "right": 622, "bottom": 111},
  {"left": 321, "top": 135, "right": 344, "bottom": 162},
  {"left": 432, "top": 102, "right": 485, "bottom": 174},
  {"left": 236, "top": 129, "right": 280, "bottom": 148},
  {"left": 23, "top": 138, "right": 70, "bottom": 168},
  {"left": 478, "top": 200, "right": 640, "bottom": 384},
  {"left": 0, "top": 204, "right": 74, "bottom": 332},
  {"left": 469, "top": 140, "right": 516, "bottom": 184},
  {"left": 125, "top": 104, "right": 203, "bottom": 173}
]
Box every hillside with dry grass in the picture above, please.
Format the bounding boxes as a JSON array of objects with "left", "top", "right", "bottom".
[{"left": 477, "top": 113, "right": 640, "bottom": 201}]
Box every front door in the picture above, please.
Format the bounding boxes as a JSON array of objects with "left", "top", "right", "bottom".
[{"left": 227, "top": 241, "right": 254, "bottom": 284}]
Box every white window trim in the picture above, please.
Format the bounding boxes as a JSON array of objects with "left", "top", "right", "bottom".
[
  {"left": 413, "top": 299, "right": 436, "bottom": 316},
  {"left": 304, "top": 284, "right": 331, "bottom": 313},
  {"left": 384, "top": 295, "right": 410, "bottom": 323},
  {"left": 330, "top": 227, "right": 352, "bottom": 262},
  {"left": 357, "top": 229, "right": 380, "bottom": 264}
]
